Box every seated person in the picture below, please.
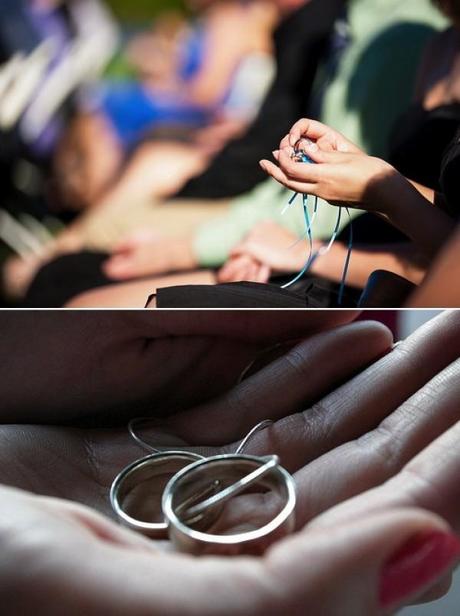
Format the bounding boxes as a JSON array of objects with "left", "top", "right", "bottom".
[
  {"left": 54, "top": 0, "right": 278, "bottom": 210},
  {"left": 9, "top": 0, "right": 446, "bottom": 307},
  {"left": 144, "top": 115, "right": 459, "bottom": 308},
  {"left": 76, "top": 110, "right": 459, "bottom": 309}
]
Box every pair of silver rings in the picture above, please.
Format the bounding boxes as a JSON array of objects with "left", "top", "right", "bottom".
[{"left": 110, "top": 449, "right": 296, "bottom": 556}]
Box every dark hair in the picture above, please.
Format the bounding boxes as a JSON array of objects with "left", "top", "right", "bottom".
[{"left": 432, "top": 0, "right": 460, "bottom": 21}]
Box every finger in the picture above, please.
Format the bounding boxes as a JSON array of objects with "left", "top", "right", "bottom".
[
  {"left": 292, "top": 356, "right": 460, "bottom": 525},
  {"left": 288, "top": 118, "right": 333, "bottom": 146},
  {"left": 217, "top": 259, "right": 240, "bottom": 283},
  {"left": 6, "top": 488, "right": 458, "bottom": 616},
  {"left": 265, "top": 311, "right": 460, "bottom": 467},
  {"left": 161, "top": 321, "right": 392, "bottom": 444},
  {"left": 135, "top": 309, "right": 360, "bottom": 345},
  {"left": 222, "top": 312, "right": 460, "bottom": 477},
  {"left": 254, "top": 264, "right": 271, "bottom": 283},
  {"left": 279, "top": 133, "right": 291, "bottom": 150},
  {"left": 265, "top": 507, "right": 460, "bottom": 616},
  {"left": 229, "top": 256, "right": 254, "bottom": 282},
  {"left": 238, "top": 255, "right": 256, "bottom": 282},
  {"left": 292, "top": 143, "right": 353, "bottom": 166},
  {"left": 313, "top": 416, "right": 460, "bottom": 536},
  {"left": 0, "top": 311, "right": 359, "bottom": 424},
  {"left": 277, "top": 148, "right": 325, "bottom": 183},
  {"left": 259, "top": 159, "right": 317, "bottom": 194}
]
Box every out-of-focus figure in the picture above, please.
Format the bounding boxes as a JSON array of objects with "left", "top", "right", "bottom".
[
  {"left": 0, "top": 0, "right": 119, "bottom": 159},
  {"left": 55, "top": 0, "right": 278, "bottom": 210}
]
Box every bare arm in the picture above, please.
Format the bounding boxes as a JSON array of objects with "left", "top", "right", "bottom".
[
  {"left": 311, "top": 242, "right": 427, "bottom": 288},
  {"left": 374, "top": 172, "right": 456, "bottom": 259},
  {"left": 407, "top": 223, "right": 460, "bottom": 307}
]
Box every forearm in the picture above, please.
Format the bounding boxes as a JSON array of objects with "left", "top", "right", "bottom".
[
  {"left": 311, "top": 242, "right": 427, "bottom": 289},
  {"left": 377, "top": 173, "right": 455, "bottom": 259}
]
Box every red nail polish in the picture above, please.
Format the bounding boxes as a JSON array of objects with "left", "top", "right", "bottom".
[{"left": 379, "top": 530, "right": 460, "bottom": 610}]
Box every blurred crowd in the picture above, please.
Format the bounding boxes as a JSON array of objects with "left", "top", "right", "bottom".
[{"left": 1, "top": 0, "right": 460, "bottom": 307}]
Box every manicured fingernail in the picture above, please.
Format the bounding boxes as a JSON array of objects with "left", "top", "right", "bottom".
[
  {"left": 259, "top": 161, "right": 267, "bottom": 170},
  {"left": 272, "top": 150, "right": 280, "bottom": 157},
  {"left": 379, "top": 530, "right": 460, "bottom": 610}
]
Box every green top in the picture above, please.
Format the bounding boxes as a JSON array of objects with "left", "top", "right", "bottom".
[{"left": 193, "top": 0, "right": 448, "bottom": 267}]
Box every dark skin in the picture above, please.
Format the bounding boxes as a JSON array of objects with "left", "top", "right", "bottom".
[
  {"left": 0, "top": 310, "right": 358, "bottom": 424},
  {"left": 1, "top": 311, "right": 460, "bottom": 615}
]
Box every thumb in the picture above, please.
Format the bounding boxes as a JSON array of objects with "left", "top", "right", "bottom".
[{"left": 264, "top": 508, "right": 460, "bottom": 616}]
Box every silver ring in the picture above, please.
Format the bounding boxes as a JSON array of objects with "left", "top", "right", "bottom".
[
  {"left": 162, "top": 454, "right": 296, "bottom": 555},
  {"left": 110, "top": 451, "right": 203, "bottom": 538}
]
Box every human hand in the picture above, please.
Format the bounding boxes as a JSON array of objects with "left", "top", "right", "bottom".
[
  {"left": 2, "top": 311, "right": 460, "bottom": 524},
  {"left": 279, "top": 117, "right": 364, "bottom": 156},
  {"left": 261, "top": 119, "right": 400, "bottom": 213},
  {"left": 2, "top": 479, "right": 458, "bottom": 615},
  {"left": 103, "top": 232, "right": 196, "bottom": 280},
  {"left": 0, "top": 318, "right": 388, "bottom": 508},
  {"left": 228, "top": 220, "right": 321, "bottom": 274},
  {"left": 217, "top": 253, "right": 271, "bottom": 283},
  {"left": 3, "top": 314, "right": 460, "bottom": 614},
  {"left": 0, "top": 310, "right": 359, "bottom": 425}
]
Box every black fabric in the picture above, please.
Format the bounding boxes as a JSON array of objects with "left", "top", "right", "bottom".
[
  {"left": 339, "top": 212, "right": 409, "bottom": 245},
  {"left": 156, "top": 282, "right": 307, "bottom": 308},
  {"left": 389, "top": 102, "right": 460, "bottom": 191},
  {"left": 358, "top": 270, "right": 416, "bottom": 308},
  {"left": 155, "top": 277, "right": 360, "bottom": 308},
  {"left": 174, "top": 0, "right": 346, "bottom": 200},
  {"left": 23, "top": 251, "right": 110, "bottom": 307},
  {"left": 440, "top": 126, "right": 460, "bottom": 214}
]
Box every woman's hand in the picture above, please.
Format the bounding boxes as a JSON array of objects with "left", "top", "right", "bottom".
[
  {"left": 1, "top": 482, "right": 458, "bottom": 616},
  {"left": 260, "top": 118, "right": 401, "bottom": 213},
  {"left": 217, "top": 253, "right": 271, "bottom": 283},
  {"left": 228, "top": 221, "right": 321, "bottom": 273},
  {"left": 103, "top": 232, "right": 196, "bottom": 281},
  {"left": 281, "top": 118, "right": 364, "bottom": 156},
  {"left": 217, "top": 221, "right": 322, "bottom": 284},
  {"left": 3, "top": 313, "right": 460, "bottom": 614}
]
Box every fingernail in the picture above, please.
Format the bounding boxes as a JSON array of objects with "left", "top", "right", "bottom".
[
  {"left": 259, "top": 161, "right": 267, "bottom": 170},
  {"left": 305, "top": 141, "right": 318, "bottom": 152},
  {"left": 272, "top": 150, "right": 280, "bottom": 157},
  {"left": 379, "top": 530, "right": 460, "bottom": 610}
]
